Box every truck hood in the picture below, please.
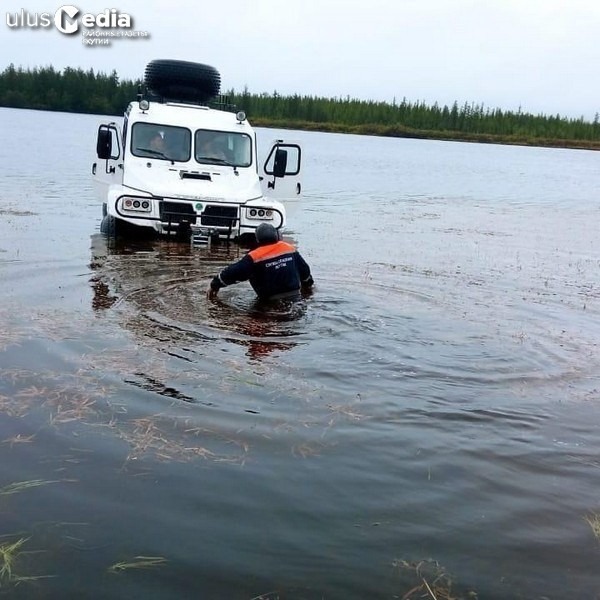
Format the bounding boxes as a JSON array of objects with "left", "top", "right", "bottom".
[{"left": 122, "top": 160, "right": 262, "bottom": 203}]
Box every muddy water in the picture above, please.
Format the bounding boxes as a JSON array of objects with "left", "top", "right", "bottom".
[{"left": 1, "top": 106, "right": 600, "bottom": 599}]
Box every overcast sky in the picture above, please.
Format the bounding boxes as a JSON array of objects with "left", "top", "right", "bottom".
[{"left": 2, "top": 0, "right": 599, "bottom": 120}]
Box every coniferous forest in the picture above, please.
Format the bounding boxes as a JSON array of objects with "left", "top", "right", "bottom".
[{"left": 1, "top": 63, "right": 599, "bottom": 149}]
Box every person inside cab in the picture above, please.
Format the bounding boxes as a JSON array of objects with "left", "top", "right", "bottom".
[
  {"left": 197, "top": 133, "right": 228, "bottom": 162},
  {"left": 149, "top": 132, "right": 167, "bottom": 153},
  {"left": 207, "top": 223, "right": 313, "bottom": 302}
]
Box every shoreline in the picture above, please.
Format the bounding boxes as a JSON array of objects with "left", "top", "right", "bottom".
[
  {"left": 1, "top": 104, "right": 598, "bottom": 151},
  {"left": 250, "top": 117, "right": 600, "bottom": 151}
]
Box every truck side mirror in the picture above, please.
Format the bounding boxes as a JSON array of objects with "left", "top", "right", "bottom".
[
  {"left": 96, "top": 129, "right": 112, "bottom": 159},
  {"left": 272, "top": 148, "right": 288, "bottom": 178}
]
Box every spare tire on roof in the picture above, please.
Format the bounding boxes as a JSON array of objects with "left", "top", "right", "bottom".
[{"left": 144, "top": 59, "right": 221, "bottom": 103}]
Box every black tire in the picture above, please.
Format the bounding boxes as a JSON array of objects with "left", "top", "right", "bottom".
[
  {"left": 100, "top": 215, "right": 119, "bottom": 237},
  {"left": 144, "top": 59, "right": 221, "bottom": 103}
]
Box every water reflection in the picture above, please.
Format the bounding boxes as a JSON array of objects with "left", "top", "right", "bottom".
[
  {"left": 209, "top": 293, "right": 310, "bottom": 360},
  {"left": 88, "top": 233, "right": 309, "bottom": 362}
]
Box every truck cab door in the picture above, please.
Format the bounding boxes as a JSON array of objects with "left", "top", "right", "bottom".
[
  {"left": 260, "top": 140, "right": 302, "bottom": 199},
  {"left": 92, "top": 123, "right": 123, "bottom": 202}
]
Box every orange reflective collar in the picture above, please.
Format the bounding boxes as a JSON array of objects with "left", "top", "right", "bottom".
[{"left": 249, "top": 240, "right": 296, "bottom": 263}]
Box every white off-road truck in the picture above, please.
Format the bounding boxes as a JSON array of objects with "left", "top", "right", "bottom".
[{"left": 92, "top": 59, "right": 302, "bottom": 244}]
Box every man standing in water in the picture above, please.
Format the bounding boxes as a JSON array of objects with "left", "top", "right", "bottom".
[{"left": 207, "top": 223, "right": 314, "bottom": 302}]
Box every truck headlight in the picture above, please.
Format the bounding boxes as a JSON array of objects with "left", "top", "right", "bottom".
[
  {"left": 246, "top": 207, "right": 273, "bottom": 220},
  {"left": 121, "top": 197, "right": 152, "bottom": 212}
]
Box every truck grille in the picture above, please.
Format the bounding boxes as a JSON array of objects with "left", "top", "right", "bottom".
[
  {"left": 201, "top": 205, "right": 238, "bottom": 228},
  {"left": 159, "top": 201, "right": 197, "bottom": 224}
]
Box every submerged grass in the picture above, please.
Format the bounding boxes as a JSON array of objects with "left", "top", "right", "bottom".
[
  {"left": 0, "top": 311, "right": 29, "bottom": 352},
  {"left": 1, "top": 433, "right": 36, "bottom": 447},
  {"left": 392, "top": 558, "right": 478, "bottom": 600},
  {"left": 0, "top": 536, "right": 53, "bottom": 588},
  {"left": 0, "top": 537, "right": 27, "bottom": 581},
  {"left": 118, "top": 415, "right": 250, "bottom": 465},
  {"left": 107, "top": 555, "right": 168, "bottom": 573},
  {"left": 584, "top": 512, "right": 600, "bottom": 540},
  {"left": 0, "top": 316, "right": 362, "bottom": 469},
  {"left": 0, "top": 479, "right": 61, "bottom": 496}
]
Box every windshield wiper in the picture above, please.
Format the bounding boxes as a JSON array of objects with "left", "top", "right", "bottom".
[
  {"left": 197, "top": 156, "right": 235, "bottom": 167},
  {"left": 136, "top": 147, "right": 171, "bottom": 160}
]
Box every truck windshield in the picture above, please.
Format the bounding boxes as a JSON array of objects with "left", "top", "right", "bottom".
[
  {"left": 131, "top": 123, "right": 191, "bottom": 162},
  {"left": 195, "top": 130, "right": 252, "bottom": 167}
]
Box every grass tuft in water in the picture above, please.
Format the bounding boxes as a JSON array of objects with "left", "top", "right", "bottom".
[
  {"left": 0, "top": 479, "right": 61, "bottom": 496},
  {"left": 584, "top": 512, "right": 600, "bottom": 539},
  {"left": 108, "top": 555, "right": 168, "bottom": 573},
  {"left": 1, "top": 433, "right": 36, "bottom": 447},
  {"left": 392, "top": 558, "right": 478, "bottom": 600},
  {"left": 0, "top": 537, "right": 27, "bottom": 581},
  {"left": 0, "top": 536, "right": 53, "bottom": 587}
]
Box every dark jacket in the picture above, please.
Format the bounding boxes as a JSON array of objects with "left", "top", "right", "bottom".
[{"left": 210, "top": 240, "right": 313, "bottom": 300}]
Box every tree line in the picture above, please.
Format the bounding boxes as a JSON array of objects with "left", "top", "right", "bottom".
[
  {"left": 1, "top": 63, "right": 599, "bottom": 147},
  {"left": 0, "top": 64, "right": 137, "bottom": 115}
]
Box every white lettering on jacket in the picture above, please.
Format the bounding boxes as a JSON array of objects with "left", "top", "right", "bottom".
[{"left": 264, "top": 256, "right": 293, "bottom": 269}]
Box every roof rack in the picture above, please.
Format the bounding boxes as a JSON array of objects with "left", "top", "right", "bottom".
[
  {"left": 208, "top": 95, "right": 237, "bottom": 113},
  {"left": 136, "top": 84, "right": 236, "bottom": 112}
]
